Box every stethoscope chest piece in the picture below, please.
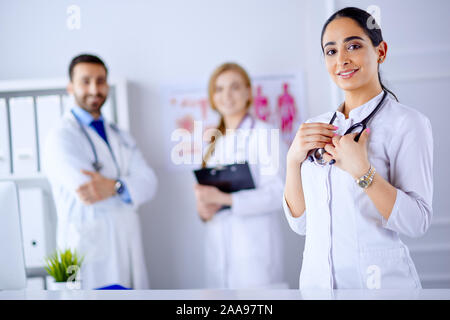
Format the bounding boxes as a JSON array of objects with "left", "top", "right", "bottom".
[
  {"left": 312, "top": 148, "right": 327, "bottom": 166},
  {"left": 93, "top": 161, "right": 103, "bottom": 172},
  {"left": 309, "top": 90, "right": 387, "bottom": 167}
]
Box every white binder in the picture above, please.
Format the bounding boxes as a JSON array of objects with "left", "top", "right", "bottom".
[
  {"left": 0, "top": 99, "right": 11, "bottom": 175},
  {"left": 36, "top": 95, "right": 62, "bottom": 171},
  {"left": 9, "top": 96, "right": 38, "bottom": 175},
  {"left": 102, "top": 95, "right": 115, "bottom": 123},
  {"left": 18, "top": 188, "right": 48, "bottom": 268},
  {"left": 61, "top": 94, "right": 73, "bottom": 116}
]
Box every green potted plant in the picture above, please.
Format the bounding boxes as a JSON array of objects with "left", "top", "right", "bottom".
[{"left": 44, "top": 249, "right": 84, "bottom": 290}]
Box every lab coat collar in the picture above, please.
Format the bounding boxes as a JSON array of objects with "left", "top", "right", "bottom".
[
  {"left": 335, "top": 91, "right": 385, "bottom": 122},
  {"left": 236, "top": 113, "right": 254, "bottom": 130},
  {"left": 71, "top": 105, "right": 105, "bottom": 127}
]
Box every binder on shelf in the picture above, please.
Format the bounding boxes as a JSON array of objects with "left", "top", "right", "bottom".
[
  {"left": 0, "top": 99, "right": 11, "bottom": 175},
  {"left": 9, "top": 97, "right": 38, "bottom": 175}
]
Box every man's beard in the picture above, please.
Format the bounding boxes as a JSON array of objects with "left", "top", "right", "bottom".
[{"left": 74, "top": 93, "right": 107, "bottom": 114}]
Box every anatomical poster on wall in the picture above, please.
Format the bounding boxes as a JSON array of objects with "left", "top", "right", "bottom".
[{"left": 163, "top": 73, "right": 307, "bottom": 171}]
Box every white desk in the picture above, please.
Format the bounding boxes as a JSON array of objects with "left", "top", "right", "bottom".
[{"left": 1, "top": 289, "right": 450, "bottom": 300}]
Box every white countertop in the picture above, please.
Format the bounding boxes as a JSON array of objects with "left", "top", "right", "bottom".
[{"left": 1, "top": 289, "right": 450, "bottom": 300}]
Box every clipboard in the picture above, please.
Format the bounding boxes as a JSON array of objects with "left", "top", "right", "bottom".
[{"left": 193, "top": 162, "right": 255, "bottom": 211}]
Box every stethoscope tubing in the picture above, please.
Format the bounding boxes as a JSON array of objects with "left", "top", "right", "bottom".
[
  {"left": 71, "top": 110, "right": 121, "bottom": 176},
  {"left": 309, "top": 90, "right": 388, "bottom": 166}
]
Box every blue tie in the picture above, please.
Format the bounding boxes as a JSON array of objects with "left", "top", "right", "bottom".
[{"left": 90, "top": 119, "right": 108, "bottom": 144}]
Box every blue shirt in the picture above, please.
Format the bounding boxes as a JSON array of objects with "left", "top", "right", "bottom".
[{"left": 71, "top": 106, "right": 132, "bottom": 204}]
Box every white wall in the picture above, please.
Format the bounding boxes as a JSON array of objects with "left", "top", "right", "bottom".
[{"left": 1, "top": 0, "right": 448, "bottom": 289}]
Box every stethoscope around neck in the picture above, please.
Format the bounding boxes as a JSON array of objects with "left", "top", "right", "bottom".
[
  {"left": 71, "top": 110, "right": 121, "bottom": 176},
  {"left": 308, "top": 90, "right": 388, "bottom": 166},
  {"left": 236, "top": 112, "right": 255, "bottom": 130}
]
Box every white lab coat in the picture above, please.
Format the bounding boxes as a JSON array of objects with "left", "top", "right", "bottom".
[
  {"left": 283, "top": 92, "right": 433, "bottom": 289},
  {"left": 43, "top": 111, "right": 158, "bottom": 289},
  {"left": 203, "top": 115, "right": 287, "bottom": 289}
]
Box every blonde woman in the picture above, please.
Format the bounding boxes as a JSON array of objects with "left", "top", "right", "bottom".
[{"left": 193, "top": 63, "right": 286, "bottom": 289}]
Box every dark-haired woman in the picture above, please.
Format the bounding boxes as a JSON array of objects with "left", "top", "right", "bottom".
[{"left": 284, "top": 7, "right": 433, "bottom": 289}]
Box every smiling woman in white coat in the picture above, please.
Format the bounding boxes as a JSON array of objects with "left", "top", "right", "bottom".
[
  {"left": 43, "top": 54, "right": 158, "bottom": 289},
  {"left": 193, "top": 62, "right": 287, "bottom": 289},
  {"left": 284, "top": 7, "right": 433, "bottom": 290}
]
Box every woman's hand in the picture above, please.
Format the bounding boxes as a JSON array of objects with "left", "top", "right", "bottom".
[
  {"left": 194, "top": 184, "right": 231, "bottom": 205},
  {"left": 287, "top": 122, "right": 338, "bottom": 165},
  {"left": 195, "top": 199, "right": 222, "bottom": 222},
  {"left": 323, "top": 128, "right": 371, "bottom": 179},
  {"left": 193, "top": 184, "right": 232, "bottom": 222}
]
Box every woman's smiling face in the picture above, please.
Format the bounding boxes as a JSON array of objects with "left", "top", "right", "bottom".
[
  {"left": 322, "top": 17, "right": 386, "bottom": 92},
  {"left": 213, "top": 70, "right": 251, "bottom": 117}
]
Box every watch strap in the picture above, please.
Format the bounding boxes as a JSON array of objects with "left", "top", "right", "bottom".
[
  {"left": 115, "top": 179, "right": 125, "bottom": 195},
  {"left": 356, "top": 165, "right": 376, "bottom": 189}
]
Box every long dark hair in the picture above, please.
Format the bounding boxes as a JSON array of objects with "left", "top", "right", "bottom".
[{"left": 321, "top": 7, "right": 398, "bottom": 101}]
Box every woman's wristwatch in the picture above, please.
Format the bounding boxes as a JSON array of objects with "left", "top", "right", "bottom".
[{"left": 356, "top": 165, "right": 376, "bottom": 189}]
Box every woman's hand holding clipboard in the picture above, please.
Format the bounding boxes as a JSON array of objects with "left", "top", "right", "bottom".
[{"left": 193, "top": 162, "right": 255, "bottom": 216}]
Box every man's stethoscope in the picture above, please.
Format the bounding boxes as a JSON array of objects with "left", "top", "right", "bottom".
[
  {"left": 308, "top": 90, "right": 388, "bottom": 166},
  {"left": 71, "top": 110, "right": 128, "bottom": 176}
]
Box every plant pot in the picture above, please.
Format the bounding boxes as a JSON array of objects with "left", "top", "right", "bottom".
[{"left": 47, "top": 279, "right": 81, "bottom": 290}]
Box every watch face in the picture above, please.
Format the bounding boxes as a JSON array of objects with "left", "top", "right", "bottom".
[
  {"left": 359, "top": 180, "right": 368, "bottom": 188},
  {"left": 115, "top": 181, "right": 124, "bottom": 194}
]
